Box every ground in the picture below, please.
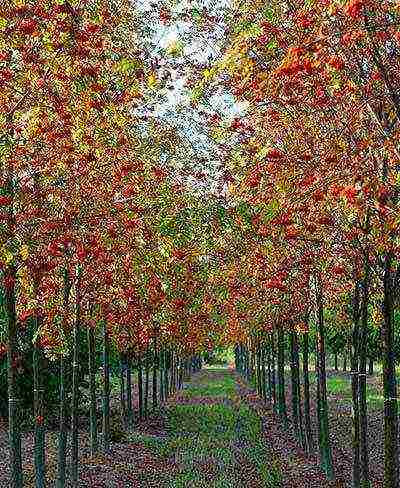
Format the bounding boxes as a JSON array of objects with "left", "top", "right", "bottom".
[{"left": 0, "top": 364, "right": 389, "bottom": 487}]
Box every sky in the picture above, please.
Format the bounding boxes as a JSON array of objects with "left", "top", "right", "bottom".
[{"left": 132, "top": 0, "right": 247, "bottom": 196}]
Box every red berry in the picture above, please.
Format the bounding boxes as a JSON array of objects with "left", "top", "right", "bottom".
[
  {"left": 19, "top": 19, "right": 38, "bottom": 35},
  {"left": 0, "top": 195, "right": 11, "bottom": 206}
]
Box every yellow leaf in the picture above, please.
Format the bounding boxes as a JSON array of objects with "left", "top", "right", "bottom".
[
  {"left": 2, "top": 249, "right": 14, "bottom": 265},
  {"left": 147, "top": 73, "right": 157, "bottom": 89},
  {"left": 20, "top": 244, "right": 29, "bottom": 261}
]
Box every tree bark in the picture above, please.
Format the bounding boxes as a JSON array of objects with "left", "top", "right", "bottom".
[
  {"left": 57, "top": 268, "right": 71, "bottom": 488},
  {"left": 290, "top": 330, "right": 305, "bottom": 449},
  {"left": 382, "top": 255, "right": 399, "bottom": 488},
  {"left": 359, "top": 262, "right": 370, "bottom": 488},
  {"left": 126, "top": 355, "right": 133, "bottom": 426},
  {"left": 368, "top": 358, "right": 374, "bottom": 376},
  {"left": 138, "top": 352, "right": 143, "bottom": 421},
  {"left": 302, "top": 330, "right": 313, "bottom": 454},
  {"left": 271, "top": 333, "right": 277, "bottom": 413},
  {"left": 87, "top": 321, "right": 98, "bottom": 457},
  {"left": 71, "top": 266, "right": 82, "bottom": 487},
  {"left": 276, "top": 327, "right": 288, "bottom": 426},
  {"left": 5, "top": 265, "right": 23, "bottom": 488},
  {"left": 144, "top": 348, "right": 150, "bottom": 419},
  {"left": 316, "top": 277, "right": 334, "bottom": 479},
  {"left": 33, "top": 284, "right": 45, "bottom": 488},
  {"left": 102, "top": 318, "right": 110, "bottom": 453},
  {"left": 351, "top": 281, "right": 361, "bottom": 488},
  {"left": 152, "top": 339, "right": 158, "bottom": 409},
  {"left": 120, "top": 354, "right": 126, "bottom": 427}
]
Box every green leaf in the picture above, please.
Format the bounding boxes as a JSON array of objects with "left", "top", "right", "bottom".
[{"left": 266, "top": 39, "right": 278, "bottom": 51}]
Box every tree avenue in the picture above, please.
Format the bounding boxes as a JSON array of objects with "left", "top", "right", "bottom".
[{"left": 0, "top": 0, "right": 400, "bottom": 487}]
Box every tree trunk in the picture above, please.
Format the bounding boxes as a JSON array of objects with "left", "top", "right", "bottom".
[
  {"left": 159, "top": 348, "right": 165, "bottom": 402},
  {"left": 359, "top": 263, "right": 370, "bottom": 487},
  {"left": 169, "top": 350, "right": 175, "bottom": 393},
  {"left": 33, "top": 290, "right": 45, "bottom": 488},
  {"left": 71, "top": 267, "right": 82, "bottom": 487},
  {"left": 290, "top": 330, "right": 305, "bottom": 449},
  {"left": 256, "top": 343, "right": 262, "bottom": 395},
  {"left": 261, "top": 344, "right": 267, "bottom": 402},
  {"left": 144, "top": 349, "right": 149, "bottom": 419},
  {"left": 271, "top": 333, "right": 277, "bottom": 413},
  {"left": 164, "top": 348, "right": 169, "bottom": 399},
  {"left": 5, "top": 266, "right": 23, "bottom": 488},
  {"left": 138, "top": 353, "right": 143, "bottom": 421},
  {"left": 368, "top": 359, "right": 374, "bottom": 376},
  {"left": 382, "top": 255, "right": 399, "bottom": 488},
  {"left": 126, "top": 356, "right": 133, "bottom": 426},
  {"left": 351, "top": 281, "right": 361, "bottom": 488},
  {"left": 120, "top": 355, "right": 126, "bottom": 428},
  {"left": 152, "top": 340, "right": 158, "bottom": 409},
  {"left": 102, "top": 319, "right": 110, "bottom": 453},
  {"left": 303, "top": 330, "right": 313, "bottom": 454},
  {"left": 87, "top": 323, "right": 98, "bottom": 457},
  {"left": 57, "top": 268, "right": 71, "bottom": 488},
  {"left": 316, "top": 278, "right": 334, "bottom": 479},
  {"left": 266, "top": 342, "right": 272, "bottom": 402},
  {"left": 277, "top": 327, "right": 288, "bottom": 426}
]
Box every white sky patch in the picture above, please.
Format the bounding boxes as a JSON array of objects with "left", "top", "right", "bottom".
[{"left": 133, "top": 0, "right": 246, "bottom": 194}]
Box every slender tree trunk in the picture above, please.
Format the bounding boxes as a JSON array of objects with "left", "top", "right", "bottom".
[
  {"left": 290, "top": 330, "right": 300, "bottom": 438},
  {"left": 351, "top": 281, "right": 361, "bottom": 488},
  {"left": 33, "top": 281, "right": 45, "bottom": 488},
  {"left": 144, "top": 349, "right": 149, "bottom": 419},
  {"left": 343, "top": 349, "right": 348, "bottom": 372},
  {"left": 334, "top": 353, "right": 338, "bottom": 372},
  {"left": 126, "top": 356, "right": 133, "bottom": 427},
  {"left": 5, "top": 265, "right": 23, "bottom": 488},
  {"left": 102, "top": 319, "right": 110, "bottom": 453},
  {"left": 316, "top": 278, "right": 334, "bottom": 479},
  {"left": 261, "top": 344, "right": 267, "bottom": 402},
  {"left": 71, "top": 267, "right": 82, "bottom": 487},
  {"left": 359, "top": 262, "right": 370, "bottom": 488},
  {"left": 120, "top": 354, "right": 126, "bottom": 428},
  {"left": 382, "top": 255, "right": 398, "bottom": 488},
  {"left": 368, "top": 359, "right": 373, "bottom": 376},
  {"left": 178, "top": 355, "right": 184, "bottom": 390},
  {"left": 57, "top": 280, "right": 69, "bottom": 487},
  {"left": 257, "top": 343, "right": 262, "bottom": 396},
  {"left": 266, "top": 342, "right": 272, "bottom": 402},
  {"left": 164, "top": 348, "right": 169, "bottom": 399},
  {"left": 276, "top": 327, "right": 288, "bottom": 426},
  {"left": 290, "top": 330, "right": 305, "bottom": 449},
  {"left": 152, "top": 340, "right": 158, "bottom": 409},
  {"left": 271, "top": 333, "right": 277, "bottom": 412},
  {"left": 169, "top": 350, "right": 175, "bottom": 394},
  {"left": 87, "top": 322, "right": 98, "bottom": 457},
  {"left": 159, "top": 348, "right": 165, "bottom": 402},
  {"left": 303, "top": 330, "right": 313, "bottom": 454},
  {"left": 316, "top": 344, "right": 323, "bottom": 463},
  {"left": 57, "top": 268, "right": 72, "bottom": 488},
  {"left": 137, "top": 353, "right": 143, "bottom": 421}
]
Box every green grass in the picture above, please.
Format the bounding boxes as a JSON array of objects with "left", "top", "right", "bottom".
[
  {"left": 325, "top": 374, "right": 383, "bottom": 410},
  {"left": 184, "top": 370, "right": 237, "bottom": 398},
  {"left": 149, "top": 368, "right": 283, "bottom": 487},
  {"left": 326, "top": 376, "right": 349, "bottom": 395}
]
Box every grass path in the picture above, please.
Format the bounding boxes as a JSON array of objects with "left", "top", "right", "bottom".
[
  {"left": 131, "top": 367, "right": 282, "bottom": 487},
  {"left": 2, "top": 366, "right": 345, "bottom": 487}
]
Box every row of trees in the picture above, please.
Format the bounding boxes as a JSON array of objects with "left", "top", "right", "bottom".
[
  {"left": 2, "top": 0, "right": 400, "bottom": 486},
  {"left": 192, "top": 1, "right": 400, "bottom": 487},
  {"left": 0, "top": 1, "right": 224, "bottom": 486}
]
